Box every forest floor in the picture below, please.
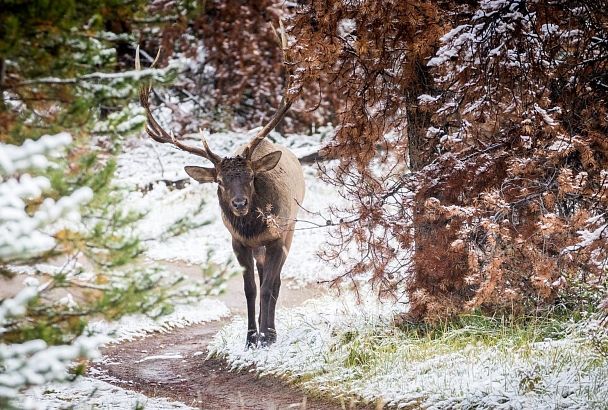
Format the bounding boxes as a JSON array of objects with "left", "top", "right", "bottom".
[{"left": 26, "top": 132, "right": 608, "bottom": 409}]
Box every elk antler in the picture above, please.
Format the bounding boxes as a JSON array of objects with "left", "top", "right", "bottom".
[
  {"left": 135, "top": 46, "right": 221, "bottom": 165},
  {"left": 247, "top": 19, "right": 296, "bottom": 158}
]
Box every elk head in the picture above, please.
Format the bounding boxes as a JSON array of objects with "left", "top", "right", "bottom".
[
  {"left": 135, "top": 45, "right": 292, "bottom": 217},
  {"left": 185, "top": 149, "right": 282, "bottom": 217}
]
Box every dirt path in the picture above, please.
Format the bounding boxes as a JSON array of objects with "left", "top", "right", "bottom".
[{"left": 93, "top": 262, "right": 366, "bottom": 409}]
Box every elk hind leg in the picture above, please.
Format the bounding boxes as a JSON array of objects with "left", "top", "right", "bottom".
[
  {"left": 259, "top": 241, "right": 286, "bottom": 346},
  {"left": 267, "top": 231, "right": 293, "bottom": 342},
  {"left": 253, "top": 246, "right": 265, "bottom": 328}
]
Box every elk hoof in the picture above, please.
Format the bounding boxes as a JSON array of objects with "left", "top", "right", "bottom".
[
  {"left": 259, "top": 329, "right": 277, "bottom": 347},
  {"left": 267, "top": 328, "right": 277, "bottom": 344},
  {"left": 245, "top": 330, "right": 258, "bottom": 349}
]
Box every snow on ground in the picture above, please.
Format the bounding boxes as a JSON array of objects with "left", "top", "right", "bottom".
[
  {"left": 209, "top": 290, "right": 404, "bottom": 376},
  {"left": 26, "top": 377, "right": 193, "bottom": 410},
  {"left": 18, "top": 128, "right": 340, "bottom": 409},
  {"left": 87, "top": 298, "right": 230, "bottom": 343},
  {"left": 19, "top": 128, "right": 337, "bottom": 409},
  {"left": 210, "top": 295, "right": 608, "bottom": 409},
  {"left": 135, "top": 353, "right": 183, "bottom": 363},
  {"left": 22, "top": 281, "right": 229, "bottom": 409},
  {"left": 116, "top": 129, "right": 342, "bottom": 285}
]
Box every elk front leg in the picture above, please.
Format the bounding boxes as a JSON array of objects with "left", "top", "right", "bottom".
[
  {"left": 259, "top": 240, "right": 287, "bottom": 346},
  {"left": 233, "top": 239, "right": 257, "bottom": 348}
]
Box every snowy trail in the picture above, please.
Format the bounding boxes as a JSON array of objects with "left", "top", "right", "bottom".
[
  {"left": 24, "top": 131, "right": 382, "bottom": 408},
  {"left": 91, "top": 263, "right": 366, "bottom": 409}
]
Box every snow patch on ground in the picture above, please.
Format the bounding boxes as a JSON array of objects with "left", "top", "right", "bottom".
[
  {"left": 116, "top": 130, "right": 342, "bottom": 285},
  {"left": 88, "top": 298, "right": 230, "bottom": 343},
  {"left": 136, "top": 353, "right": 184, "bottom": 363},
  {"left": 26, "top": 377, "right": 194, "bottom": 409}
]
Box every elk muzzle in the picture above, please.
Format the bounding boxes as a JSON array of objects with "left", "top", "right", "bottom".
[{"left": 231, "top": 197, "right": 250, "bottom": 216}]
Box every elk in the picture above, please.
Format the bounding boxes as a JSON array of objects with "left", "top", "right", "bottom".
[{"left": 135, "top": 46, "right": 304, "bottom": 347}]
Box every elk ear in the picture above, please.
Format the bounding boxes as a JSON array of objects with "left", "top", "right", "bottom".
[
  {"left": 253, "top": 151, "right": 282, "bottom": 173},
  {"left": 184, "top": 166, "right": 216, "bottom": 183}
]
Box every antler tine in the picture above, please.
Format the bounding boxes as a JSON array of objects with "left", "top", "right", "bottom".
[
  {"left": 247, "top": 18, "right": 295, "bottom": 158},
  {"left": 135, "top": 45, "right": 220, "bottom": 165},
  {"left": 200, "top": 128, "right": 222, "bottom": 163},
  {"left": 247, "top": 99, "right": 293, "bottom": 156}
]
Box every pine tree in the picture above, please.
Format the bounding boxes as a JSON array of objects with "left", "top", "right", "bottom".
[{"left": 0, "top": 2, "right": 220, "bottom": 406}]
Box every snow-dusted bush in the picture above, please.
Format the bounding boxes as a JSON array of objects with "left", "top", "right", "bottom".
[
  {"left": 0, "top": 133, "right": 93, "bottom": 261},
  {"left": 288, "top": 0, "right": 607, "bottom": 320},
  {"left": 408, "top": 0, "right": 608, "bottom": 319},
  {"left": 0, "top": 288, "right": 102, "bottom": 409}
]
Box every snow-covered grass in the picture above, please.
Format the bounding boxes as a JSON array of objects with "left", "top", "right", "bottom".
[
  {"left": 210, "top": 295, "right": 608, "bottom": 409},
  {"left": 116, "top": 128, "right": 342, "bottom": 285}
]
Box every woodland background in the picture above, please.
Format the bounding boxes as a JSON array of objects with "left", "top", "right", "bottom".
[{"left": 1, "top": 0, "right": 607, "bottom": 408}]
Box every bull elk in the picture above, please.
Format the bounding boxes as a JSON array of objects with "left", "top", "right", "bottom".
[{"left": 135, "top": 45, "right": 304, "bottom": 347}]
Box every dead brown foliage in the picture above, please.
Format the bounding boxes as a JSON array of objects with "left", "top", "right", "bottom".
[
  {"left": 149, "top": 0, "right": 335, "bottom": 132},
  {"left": 289, "top": 0, "right": 607, "bottom": 321}
]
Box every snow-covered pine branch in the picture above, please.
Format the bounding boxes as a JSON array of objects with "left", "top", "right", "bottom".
[
  {"left": 15, "top": 65, "right": 179, "bottom": 87},
  {"left": 0, "top": 133, "right": 93, "bottom": 262},
  {"left": 0, "top": 286, "right": 102, "bottom": 409}
]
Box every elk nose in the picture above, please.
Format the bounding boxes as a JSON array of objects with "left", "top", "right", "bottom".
[{"left": 232, "top": 198, "right": 248, "bottom": 210}]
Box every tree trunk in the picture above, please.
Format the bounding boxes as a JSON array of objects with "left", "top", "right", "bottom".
[
  {"left": 406, "top": 61, "right": 435, "bottom": 172},
  {"left": 405, "top": 58, "right": 469, "bottom": 321},
  {"left": 0, "top": 58, "right": 6, "bottom": 111}
]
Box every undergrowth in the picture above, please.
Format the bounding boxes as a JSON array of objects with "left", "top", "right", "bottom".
[{"left": 325, "top": 300, "right": 608, "bottom": 407}]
